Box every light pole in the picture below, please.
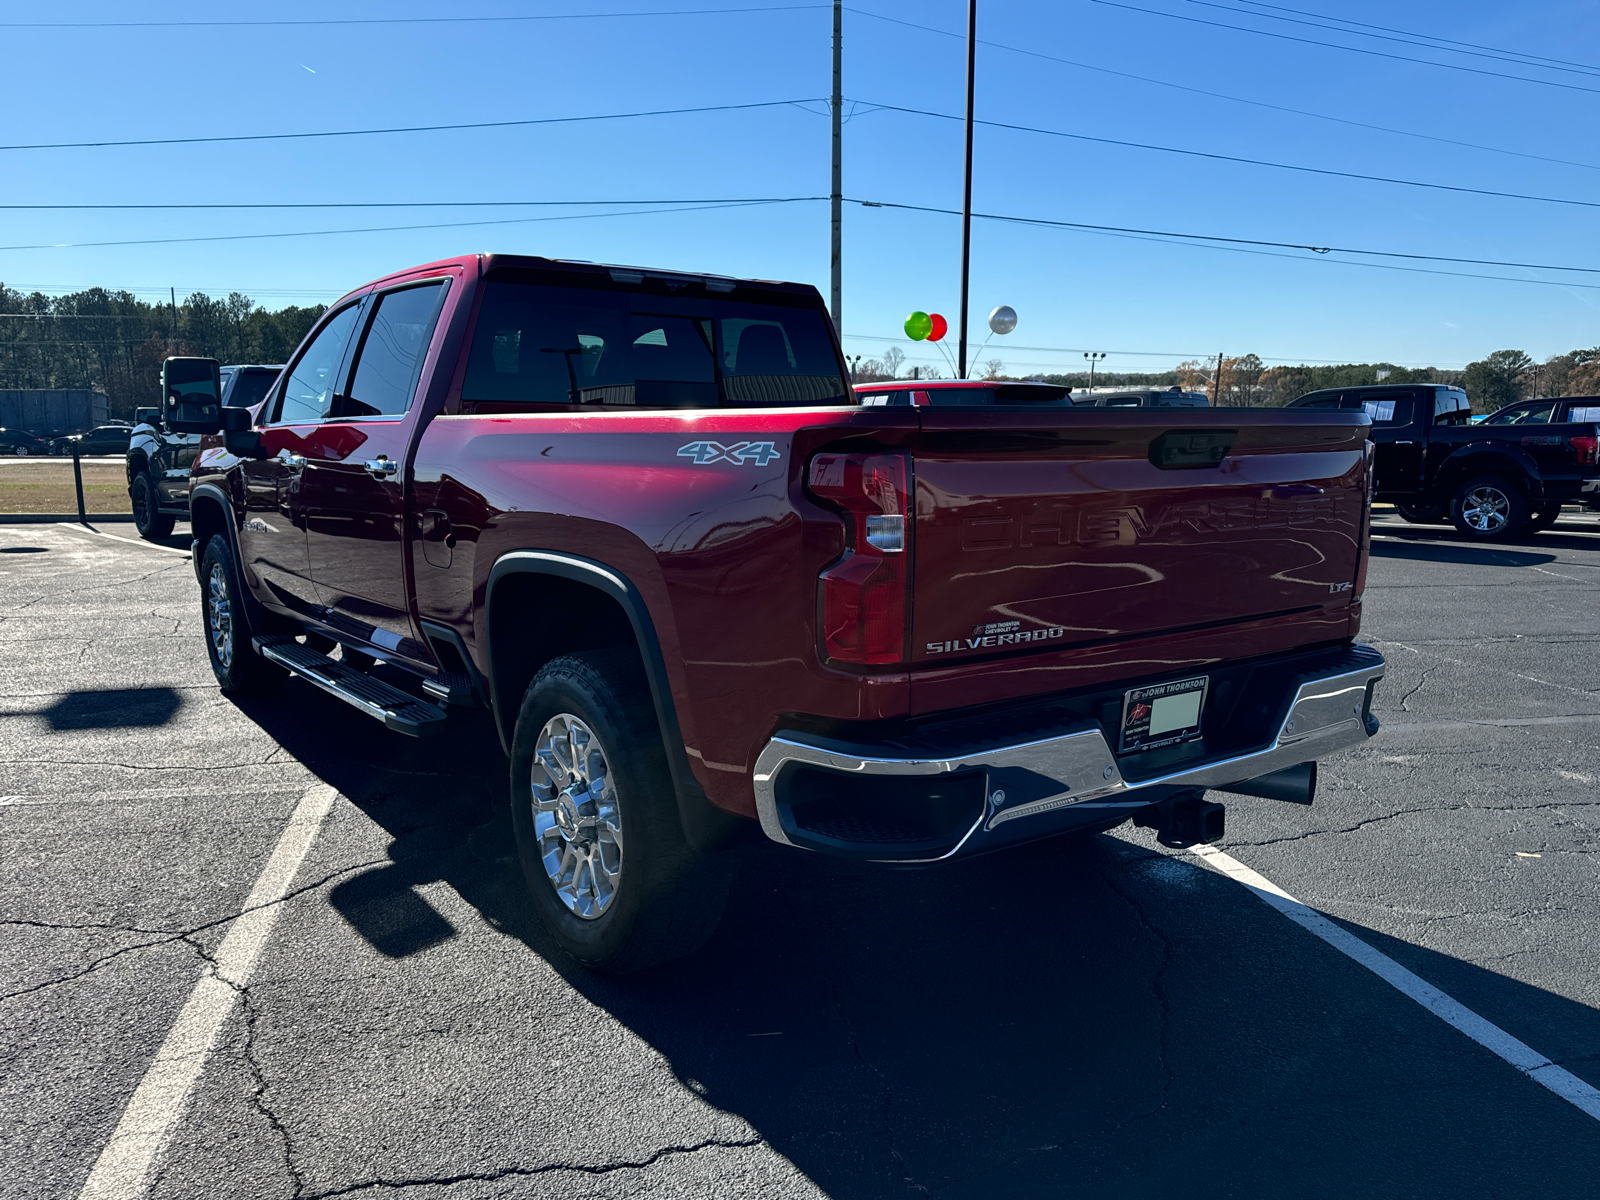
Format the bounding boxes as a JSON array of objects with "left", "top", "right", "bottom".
[
  {"left": 1083, "top": 351, "right": 1106, "bottom": 389},
  {"left": 847, "top": 354, "right": 863, "bottom": 381}
]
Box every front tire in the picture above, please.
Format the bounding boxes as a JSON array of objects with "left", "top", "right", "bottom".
[
  {"left": 199, "top": 535, "right": 286, "bottom": 696},
  {"left": 1450, "top": 475, "right": 1529, "bottom": 542},
  {"left": 131, "top": 474, "right": 176, "bottom": 541},
  {"left": 508, "top": 650, "right": 729, "bottom": 973}
]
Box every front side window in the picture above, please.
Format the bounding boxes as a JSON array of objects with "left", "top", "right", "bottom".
[
  {"left": 460, "top": 281, "right": 847, "bottom": 410},
  {"left": 272, "top": 303, "right": 361, "bottom": 424},
  {"left": 1485, "top": 402, "right": 1555, "bottom": 426},
  {"left": 340, "top": 282, "right": 447, "bottom": 418}
]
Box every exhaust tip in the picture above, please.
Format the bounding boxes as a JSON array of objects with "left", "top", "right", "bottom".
[{"left": 1215, "top": 761, "right": 1317, "bottom": 806}]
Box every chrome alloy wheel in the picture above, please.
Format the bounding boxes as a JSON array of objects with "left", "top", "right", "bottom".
[
  {"left": 1461, "top": 484, "right": 1512, "bottom": 534},
  {"left": 530, "top": 713, "right": 623, "bottom": 919},
  {"left": 207, "top": 561, "right": 234, "bottom": 669}
]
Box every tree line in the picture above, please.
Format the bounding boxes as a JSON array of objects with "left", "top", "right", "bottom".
[
  {"left": 0, "top": 284, "right": 325, "bottom": 421},
  {"left": 859, "top": 344, "right": 1600, "bottom": 412}
]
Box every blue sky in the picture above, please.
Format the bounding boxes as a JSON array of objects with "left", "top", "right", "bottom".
[{"left": 4, "top": 1, "right": 1600, "bottom": 377}]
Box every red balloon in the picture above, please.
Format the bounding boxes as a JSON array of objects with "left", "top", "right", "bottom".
[{"left": 927, "top": 313, "right": 948, "bottom": 342}]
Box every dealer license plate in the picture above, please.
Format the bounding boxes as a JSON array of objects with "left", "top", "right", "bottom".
[{"left": 1120, "top": 675, "right": 1209, "bottom": 753}]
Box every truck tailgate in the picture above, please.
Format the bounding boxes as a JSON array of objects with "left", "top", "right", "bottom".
[{"left": 911, "top": 409, "right": 1369, "bottom": 668}]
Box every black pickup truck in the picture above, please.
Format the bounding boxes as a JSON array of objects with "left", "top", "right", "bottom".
[{"left": 1287, "top": 383, "right": 1600, "bottom": 540}]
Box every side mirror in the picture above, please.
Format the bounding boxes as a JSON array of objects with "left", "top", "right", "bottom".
[
  {"left": 220, "top": 406, "right": 265, "bottom": 459},
  {"left": 161, "top": 356, "right": 224, "bottom": 433}
]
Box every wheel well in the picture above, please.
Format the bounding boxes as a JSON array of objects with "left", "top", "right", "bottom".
[
  {"left": 189, "top": 493, "right": 227, "bottom": 556},
  {"left": 126, "top": 451, "right": 148, "bottom": 485},
  {"left": 487, "top": 573, "right": 644, "bottom": 735}
]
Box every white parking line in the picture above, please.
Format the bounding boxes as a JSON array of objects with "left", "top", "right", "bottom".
[
  {"left": 76, "top": 784, "right": 339, "bottom": 1200},
  {"left": 64, "top": 523, "right": 192, "bottom": 558},
  {"left": 1192, "top": 843, "right": 1600, "bottom": 1123}
]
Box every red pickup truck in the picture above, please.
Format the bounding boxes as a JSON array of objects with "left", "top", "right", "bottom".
[{"left": 178, "top": 253, "right": 1385, "bottom": 971}]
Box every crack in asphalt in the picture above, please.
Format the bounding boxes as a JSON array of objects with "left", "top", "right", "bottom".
[
  {"left": 1224, "top": 798, "right": 1600, "bottom": 849},
  {"left": 0, "top": 859, "right": 386, "bottom": 1003},
  {"left": 297, "top": 1137, "right": 766, "bottom": 1197},
  {"left": 831, "top": 979, "right": 931, "bottom": 1197},
  {"left": 1397, "top": 662, "right": 1440, "bottom": 712}
]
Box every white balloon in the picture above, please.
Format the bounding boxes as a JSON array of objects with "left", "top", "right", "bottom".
[{"left": 988, "top": 305, "right": 1017, "bottom": 335}]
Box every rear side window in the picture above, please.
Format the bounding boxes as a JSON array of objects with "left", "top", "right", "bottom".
[
  {"left": 857, "top": 390, "right": 908, "bottom": 407},
  {"left": 341, "top": 282, "right": 447, "bottom": 418},
  {"left": 1361, "top": 398, "right": 1413, "bottom": 425},
  {"left": 461, "top": 282, "right": 847, "bottom": 409},
  {"left": 1567, "top": 403, "right": 1600, "bottom": 423}
]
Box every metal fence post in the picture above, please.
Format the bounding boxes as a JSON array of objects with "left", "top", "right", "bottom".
[{"left": 72, "top": 442, "right": 86, "bottom": 525}]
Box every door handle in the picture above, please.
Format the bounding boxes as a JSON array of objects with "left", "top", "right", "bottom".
[
  {"left": 1392, "top": 440, "right": 1417, "bottom": 445},
  {"left": 364, "top": 457, "right": 398, "bottom": 478}
]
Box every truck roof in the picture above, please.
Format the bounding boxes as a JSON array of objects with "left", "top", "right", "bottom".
[{"left": 333, "top": 253, "right": 825, "bottom": 309}]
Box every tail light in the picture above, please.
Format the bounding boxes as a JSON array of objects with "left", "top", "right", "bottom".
[
  {"left": 1570, "top": 435, "right": 1598, "bottom": 465},
  {"left": 807, "top": 452, "right": 910, "bottom": 664},
  {"left": 1352, "top": 439, "right": 1374, "bottom": 604}
]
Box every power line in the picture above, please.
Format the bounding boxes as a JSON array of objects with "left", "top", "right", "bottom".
[
  {"left": 0, "top": 198, "right": 823, "bottom": 253},
  {"left": 1230, "top": 1, "right": 1600, "bottom": 76},
  {"left": 1090, "top": 0, "right": 1600, "bottom": 97},
  {"left": 0, "top": 99, "right": 824, "bottom": 153},
  {"left": 0, "top": 198, "right": 825, "bottom": 211},
  {"left": 866, "top": 101, "right": 1600, "bottom": 212},
  {"left": 0, "top": 5, "right": 827, "bottom": 29},
  {"left": 844, "top": 7, "right": 1600, "bottom": 173},
  {"left": 852, "top": 198, "right": 1600, "bottom": 291},
  {"left": 1191, "top": 0, "right": 1600, "bottom": 79}
]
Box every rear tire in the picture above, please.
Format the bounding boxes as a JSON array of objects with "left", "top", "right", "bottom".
[
  {"left": 199, "top": 535, "right": 286, "bottom": 696},
  {"left": 131, "top": 474, "right": 176, "bottom": 541},
  {"left": 508, "top": 650, "right": 730, "bottom": 973},
  {"left": 1395, "top": 501, "right": 1447, "bottom": 525},
  {"left": 1449, "top": 475, "right": 1529, "bottom": 542},
  {"left": 13, "top": 446, "right": 28, "bottom": 457},
  {"left": 1529, "top": 501, "right": 1562, "bottom": 532}
]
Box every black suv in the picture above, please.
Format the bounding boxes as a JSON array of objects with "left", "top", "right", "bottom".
[{"left": 51, "top": 425, "right": 133, "bottom": 456}]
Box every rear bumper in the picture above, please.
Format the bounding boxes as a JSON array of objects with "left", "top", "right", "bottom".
[{"left": 752, "top": 643, "right": 1385, "bottom": 861}]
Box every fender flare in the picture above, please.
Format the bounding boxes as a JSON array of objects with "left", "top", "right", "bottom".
[
  {"left": 485, "top": 549, "right": 744, "bottom": 852},
  {"left": 187, "top": 482, "right": 275, "bottom": 636}
]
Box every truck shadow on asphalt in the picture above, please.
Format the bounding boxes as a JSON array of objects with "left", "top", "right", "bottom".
[
  {"left": 1369, "top": 538, "right": 1557, "bottom": 568},
  {"left": 5, "top": 685, "right": 184, "bottom": 730},
  {"left": 235, "top": 680, "right": 1600, "bottom": 1200}
]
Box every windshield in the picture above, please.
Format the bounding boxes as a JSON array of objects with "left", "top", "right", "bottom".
[{"left": 461, "top": 282, "right": 848, "bottom": 410}]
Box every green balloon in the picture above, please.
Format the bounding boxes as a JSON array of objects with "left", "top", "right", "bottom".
[{"left": 904, "top": 311, "right": 932, "bottom": 341}]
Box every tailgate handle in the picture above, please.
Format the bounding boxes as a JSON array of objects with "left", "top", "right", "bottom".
[{"left": 1149, "top": 429, "right": 1235, "bottom": 469}]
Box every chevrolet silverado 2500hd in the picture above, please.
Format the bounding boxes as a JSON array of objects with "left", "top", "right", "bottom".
[{"left": 178, "top": 253, "right": 1385, "bottom": 971}]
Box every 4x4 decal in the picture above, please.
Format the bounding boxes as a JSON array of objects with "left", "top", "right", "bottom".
[{"left": 676, "top": 440, "right": 781, "bottom": 466}]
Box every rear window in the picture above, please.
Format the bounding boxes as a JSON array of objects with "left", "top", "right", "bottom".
[
  {"left": 925, "top": 384, "right": 1073, "bottom": 406},
  {"left": 228, "top": 369, "right": 280, "bottom": 411},
  {"left": 461, "top": 282, "right": 848, "bottom": 410}
]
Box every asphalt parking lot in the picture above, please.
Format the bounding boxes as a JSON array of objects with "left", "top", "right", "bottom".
[{"left": 3, "top": 514, "right": 1598, "bottom": 1199}]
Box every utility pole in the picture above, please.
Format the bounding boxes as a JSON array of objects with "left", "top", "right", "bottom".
[
  {"left": 170, "top": 287, "right": 178, "bottom": 346},
  {"left": 957, "top": 0, "right": 977, "bottom": 380},
  {"left": 1212, "top": 351, "right": 1224, "bottom": 406},
  {"left": 830, "top": 0, "right": 842, "bottom": 337}
]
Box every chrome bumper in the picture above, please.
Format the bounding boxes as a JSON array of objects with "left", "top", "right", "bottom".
[{"left": 752, "top": 646, "right": 1385, "bottom": 858}]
